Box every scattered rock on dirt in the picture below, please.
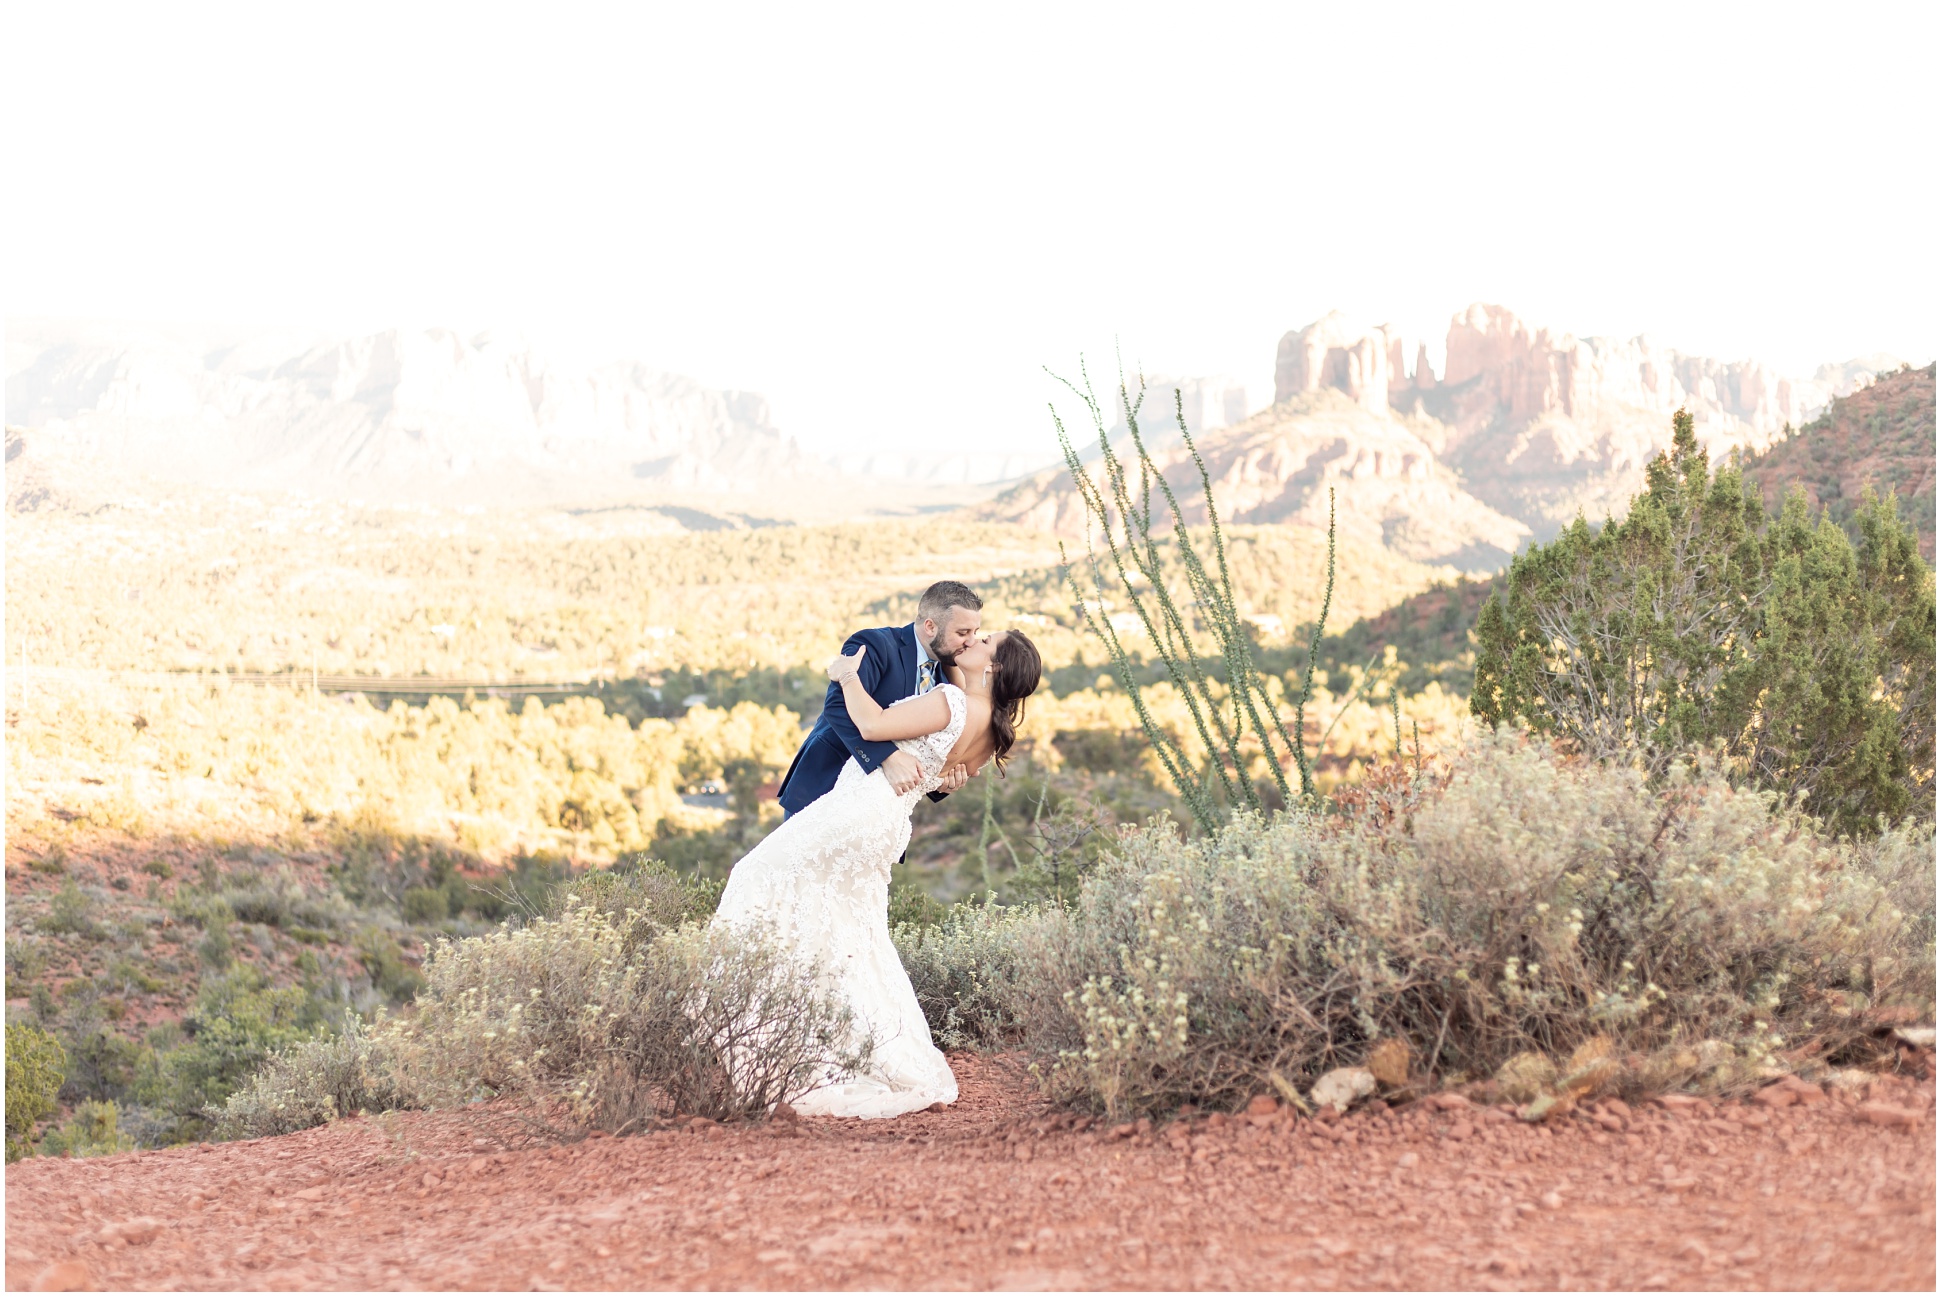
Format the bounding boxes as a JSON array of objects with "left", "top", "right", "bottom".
[
  {"left": 1497, "top": 1050, "right": 1560, "bottom": 1102},
  {"left": 1366, "top": 1038, "right": 1411, "bottom": 1087},
  {"left": 28, "top": 1260, "right": 91, "bottom": 1292},
  {"left": 1310, "top": 1066, "right": 1377, "bottom": 1112},
  {"left": 1858, "top": 1102, "right": 1927, "bottom": 1130},
  {"left": 97, "top": 1218, "right": 160, "bottom": 1247}
]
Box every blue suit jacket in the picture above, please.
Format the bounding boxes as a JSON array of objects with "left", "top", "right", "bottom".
[{"left": 777, "top": 623, "right": 948, "bottom": 817}]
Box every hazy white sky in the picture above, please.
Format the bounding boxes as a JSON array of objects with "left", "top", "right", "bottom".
[{"left": 8, "top": 2, "right": 1936, "bottom": 457}]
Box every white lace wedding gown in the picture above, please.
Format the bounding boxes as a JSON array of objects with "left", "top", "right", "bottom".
[{"left": 710, "top": 683, "right": 964, "bottom": 1118}]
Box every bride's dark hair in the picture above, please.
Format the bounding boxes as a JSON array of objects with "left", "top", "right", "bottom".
[{"left": 987, "top": 630, "right": 1042, "bottom": 773}]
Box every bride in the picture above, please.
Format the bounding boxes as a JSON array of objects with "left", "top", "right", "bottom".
[{"left": 710, "top": 627, "right": 1043, "bottom": 1118}]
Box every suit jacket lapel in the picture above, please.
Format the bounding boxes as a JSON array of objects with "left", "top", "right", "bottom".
[{"left": 899, "top": 623, "right": 921, "bottom": 698}]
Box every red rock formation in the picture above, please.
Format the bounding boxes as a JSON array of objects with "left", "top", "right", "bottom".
[
  {"left": 1261, "top": 304, "right": 1900, "bottom": 543},
  {"left": 1274, "top": 313, "right": 1396, "bottom": 415},
  {"left": 974, "top": 387, "right": 1529, "bottom": 569}
]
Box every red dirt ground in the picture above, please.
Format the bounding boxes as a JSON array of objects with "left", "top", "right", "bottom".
[{"left": 6, "top": 1057, "right": 1933, "bottom": 1292}]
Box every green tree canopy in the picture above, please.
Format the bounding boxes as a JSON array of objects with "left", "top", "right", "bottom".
[
  {"left": 1472, "top": 410, "right": 1935, "bottom": 835},
  {"left": 6, "top": 1022, "right": 66, "bottom": 1160}
]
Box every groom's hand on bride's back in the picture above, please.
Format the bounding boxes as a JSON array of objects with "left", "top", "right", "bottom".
[
  {"left": 881, "top": 750, "right": 924, "bottom": 795},
  {"left": 935, "top": 764, "right": 971, "bottom": 795}
]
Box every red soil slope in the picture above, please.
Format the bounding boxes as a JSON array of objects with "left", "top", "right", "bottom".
[
  {"left": 1742, "top": 363, "right": 1937, "bottom": 559},
  {"left": 6, "top": 1057, "right": 1933, "bottom": 1292}
]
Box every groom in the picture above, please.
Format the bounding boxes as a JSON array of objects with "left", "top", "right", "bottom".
[{"left": 777, "top": 580, "right": 983, "bottom": 816}]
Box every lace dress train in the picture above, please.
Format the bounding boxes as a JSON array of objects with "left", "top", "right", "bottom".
[{"left": 709, "top": 684, "right": 964, "bottom": 1118}]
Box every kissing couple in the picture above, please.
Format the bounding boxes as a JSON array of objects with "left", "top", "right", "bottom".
[{"left": 711, "top": 580, "right": 1042, "bottom": 1118}]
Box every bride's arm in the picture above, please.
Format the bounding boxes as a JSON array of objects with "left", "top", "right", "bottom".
[{"left": 827, "top": 645, "right": 953, "bottom": 742}]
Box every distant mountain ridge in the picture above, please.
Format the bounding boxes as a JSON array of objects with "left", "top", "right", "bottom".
[
  {"left": 972, "top": 304, "right": 1899, "bottom": 570},
  {"left": 976, "top": 387, "right": 1531, "bottom": 569},
  {"left": 5, "top": 319, "right": 823, "bottom": 504},
  {"left": 1740, "top": 362, "right": 1936, "bottom": 560}
]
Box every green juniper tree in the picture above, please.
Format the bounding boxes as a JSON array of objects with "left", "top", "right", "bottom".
[
  {"left": 1472, "top": 409, "right": 1935, "bottom": 835},
  {"left": 6, "top": 1023, "right": 66, "bottom": 1161}
]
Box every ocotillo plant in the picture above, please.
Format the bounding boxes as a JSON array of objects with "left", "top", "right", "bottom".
[{"left": 1051, "top": 361, "right": 1334, "bottom": 834}]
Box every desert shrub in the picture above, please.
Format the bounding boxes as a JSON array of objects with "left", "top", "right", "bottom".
[
  {"left": 1848, "top": 823, "right": 1937, "bottom": 982},
  {"left": 167, "top": 891, "right": 229, "bottom": 926},
  {"left": 41, "top": 882, "right": 101, "bottom": 938},
  {"left": 615, "top": 921, "right": 872, "bottom": 1127},
  {"left": 893, "top": 746, "right": 1183, "bottom": 903},
  {"left": 107, "top": 957, "right": 168, "bottom": 995},
  {"left": 909, "top": 728, "right": 1934, "bottom": 1118},
  {"left": 6, "top": 1022, "right": 66, "bottom": 1161},
  {"left": 557, "top": 857, "right": 721, "bottom": 940},
  {"left": 173, "top": 893, "right": 241, "bottom": 969},
  {"left": 352, "top": 927, "right": 425, "bottom": 1002},
  {"left": 392, "top": 900, "right": 870, "bottom": 1131},
  {"left": 223, "top": 896, "right": 873, "bottom": 1138},
  {"left": 197, "top": 920, "right": 234, "bottom": 970},
  {"left": 36, "top": 1100, "right": 138, "bottom": 1158},
  {"left": 133, "top": 967, "right": 328, "bottom": 1131},
  {"left": 887, "top": 884, "right": 950, "bottom": 932},
  {"left": 647, "top": 818, "right": 768, "bottom": 882},
  {"left": 445, "top": 855, "right": 574, "bottom": 923},
  {"left": 58, "top": 1024, "right": 144, "bottom": 1104},
  {"left": 5, "top": 938, "right": 48, "bottom": 992},
  {"left": 222, "top": 873, "right": 349, "bottom": 931},
  {"left": 893, "top": 900, "right": 1074, "bottom": 1050},
  {"left": 401, "top": 886, "right": 449, "bottom": 923},
  {"left": 214, "top": 1015, "right": 410, "bottom": 1140},
  {"left": 1005, "top": 802, "right": 1118, "bottom": 902}
]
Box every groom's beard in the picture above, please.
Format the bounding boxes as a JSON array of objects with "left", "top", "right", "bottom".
[{"left": 926, "top": 632, "right": 960, "bottom": 667}]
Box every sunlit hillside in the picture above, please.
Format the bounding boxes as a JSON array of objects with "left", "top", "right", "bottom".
[
  {"left": 7, "top": 486, "right": 1452, "bottom": 684},
  {"left": 1741, "top": 362, "right": 1936, "bottom": 559}
]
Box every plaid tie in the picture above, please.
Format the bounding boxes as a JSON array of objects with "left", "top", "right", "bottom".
[{"left": 917, "top": 658, "right": 935, "bottom": 694}]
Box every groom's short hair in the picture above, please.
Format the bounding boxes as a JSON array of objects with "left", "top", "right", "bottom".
[{"left": 918, "top": 580, "right": 981, "bottom": 621}]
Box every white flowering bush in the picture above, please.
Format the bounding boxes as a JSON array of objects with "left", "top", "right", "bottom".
[
  {"left": 215, "top": 1015, "right": 408, "bottom": 1139},
  {"left": 397, "top": 899, "right": 872, "bottom": 1129},
  {"left": 893, "top": 900, "right": 1075, "bottom": 1050},
  {"left": 565, "top": 860, "right": 722, "bottom": 946},
  {"left": 1854, "top": 822, "right": 1936, "bottom": 970},
  {"left": 605, "top": 919, "right": 875, "bottom": 1127},
  {"left": 221, "top": 895, "right": 869, "bottom": 1136},
  {"left": 906, "top": 727, "right": 1934, "bottom": 1118},
  {"left": 384, "top": 896, "right": 629, "bottom": 1115}
]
